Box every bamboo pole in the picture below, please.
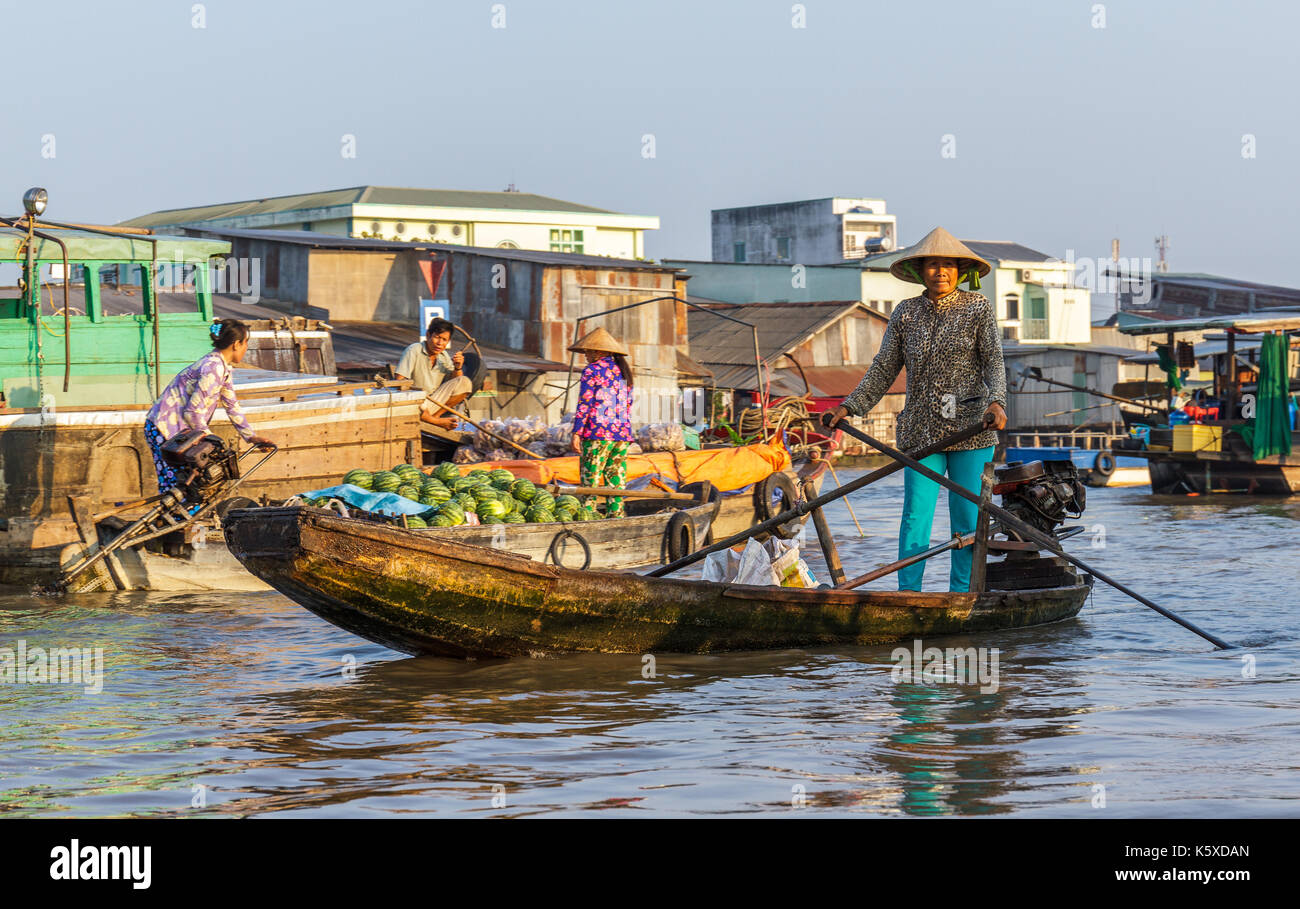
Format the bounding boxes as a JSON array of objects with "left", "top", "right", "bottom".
[
  {"left": 824, "top": 459, "right": 865, "bottom": 537},
  {"left": 424, "top": 399, "right": 544, "bottom": 460},
  {"left": 551, "top": 484, "right": 694, "bottom": 503}
]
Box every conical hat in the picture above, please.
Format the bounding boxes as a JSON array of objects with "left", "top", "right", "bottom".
[
  {"left": 568, "top": 326, "right": 628, "bottom": 356},
  {"left": 889, "top": 227, "right": 991, "bottom": 284}
]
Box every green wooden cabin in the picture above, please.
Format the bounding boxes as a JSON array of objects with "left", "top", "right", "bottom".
[{"left": 0, "top": 226, "right": 231, "bottom": 409}]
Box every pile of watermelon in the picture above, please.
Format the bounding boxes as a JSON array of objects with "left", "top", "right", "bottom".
[{"left": 334, "top": 463, "right": 598, "bottom": 528}]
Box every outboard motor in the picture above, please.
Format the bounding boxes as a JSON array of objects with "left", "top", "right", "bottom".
[
  {"left": 160, "top": 430, "right": 242, "bottom": 505},
  {"left": 993, "top": 460, "right": 1086, "bottom": 539}
]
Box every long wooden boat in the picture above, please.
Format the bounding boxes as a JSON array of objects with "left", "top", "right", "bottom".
[{"left": 224, "top": 507, "right": 1094, "bottom": 658}]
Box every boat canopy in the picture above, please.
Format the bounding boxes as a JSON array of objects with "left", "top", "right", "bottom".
[
  {"left": 1117, "top": 311, "right": 1300, "bottom": 335},
  {"left": 1, "top": 226, "right": 229, "bottom": 263}
]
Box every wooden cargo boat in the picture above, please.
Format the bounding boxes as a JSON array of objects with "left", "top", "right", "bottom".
[{"left": 223, "top": 507, "right": 1093, "bottom": 658}]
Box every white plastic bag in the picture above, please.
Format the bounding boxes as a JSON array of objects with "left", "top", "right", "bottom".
[
  {"left": 702, "top": 547, "right": 740, "bottom": 584},
  {"left": 734, "top": 538, "right": 780, "bottom": 586}
]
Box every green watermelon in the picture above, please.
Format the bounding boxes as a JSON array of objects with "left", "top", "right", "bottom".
[
  {"left": 404, "top": 515, "right": 428, "bottom": 529},
  {"left": 554, "top": 494, "right": 580, "bottom": 512},
  {"left": 343, "top": 469, "right": 374, "bottom": 489},
  {"left": 371, "top": 470, "right": 401, "bottom": 492},
  {"left": 468, "top": 469, "right": 490, "bottom": 480},
  {"left": 480, "top": 515, "right": 505, "bottom": 525},
  {"left": 471, "top": 485, "right": 499, "bottom": 502},
  {"left": 396, "top": 484, "right": 421, "bottom": 500},
  {"left": 510, "top": 479, "right": 536, "bottom": 502},
  {"left": 554, "top": 507, "right": 576, "bottom": 523},
  {"left": 430, "top": 513, "right": 456, "bottom": 527},
  {"left": 572, "top": 508, "right": 596, "bottom": 521},
  {"left": 525, "top": 505, "right": 555, "bottom": 524},
  {"left": 503, "top": 512, "right": 526, "bottom": 524},
  {"left": 489, "top": 469, "right": 515, "bottom": 490},
  {"left": 477, "top": 499, "right": 507, "bottom": 519},
  {"left": 532, "top": 490, "right": 556, "bottom": 512}
]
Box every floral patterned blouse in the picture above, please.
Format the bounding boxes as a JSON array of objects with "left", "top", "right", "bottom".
[
  {"left": 572, "top": 356, "right": 633, "bottom": 441},
  {"left": 145, "top": 351, "right": 257, "bottom": 442},
  {"left": 842, "top": 290, "right": 1007, "bottom": 452}
]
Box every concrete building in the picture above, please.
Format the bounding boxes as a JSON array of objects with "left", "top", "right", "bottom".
[
  {"left": 122, "top": 185, "right": 659, "bottom": 260},
  {"left": 711, "top": 197, "right": 897, "bottom": 265}
]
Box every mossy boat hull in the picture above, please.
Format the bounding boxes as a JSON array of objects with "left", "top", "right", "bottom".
[{"left": 225, "top": 508, "right": 1092, "bottom": 658}]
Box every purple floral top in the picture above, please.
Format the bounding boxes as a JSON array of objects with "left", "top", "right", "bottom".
[
  {"left": 145, "top": 351, "right": 256, "bottom": 442},
  {"left": 573, "top": 356, "right": 633, "bottom": 441}
]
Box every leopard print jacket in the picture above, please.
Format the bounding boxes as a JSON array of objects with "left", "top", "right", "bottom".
[{"left": 842, "top": 289, "right": 1007, "bottom": 452}]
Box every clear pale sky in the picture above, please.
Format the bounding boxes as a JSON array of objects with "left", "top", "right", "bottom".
[{"left": 3, "top": 0, "right": 1295, "bottom": 307}]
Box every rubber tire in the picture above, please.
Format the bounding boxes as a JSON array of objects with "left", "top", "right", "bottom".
[
  {"left": 547, "top": 529, "right": 592, "bottom": 570},
  {"left": 664, "top": 510, "right": 696, "bottom": 563},
  {"left": 1093, "top": 450, "right": 1116, "bottom": 478},
  {"left": 679, "top": 480, "right": 722, "bottom": 546},
  {"left": 755, "top": 472, "right": 802, "bottom": 540}
]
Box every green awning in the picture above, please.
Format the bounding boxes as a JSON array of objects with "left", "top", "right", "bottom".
[
  {"left": 1252, "top": 332, "right": 1293, "bottom": 460},
  {"left": 1, "top": 227, "right": 229, "bottom": 264}
]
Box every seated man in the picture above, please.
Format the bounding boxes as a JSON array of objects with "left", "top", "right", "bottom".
[{"left": 395, "top": 317, "right": 474, "bottom": 430}]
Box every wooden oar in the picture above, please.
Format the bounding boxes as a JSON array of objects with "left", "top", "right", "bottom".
[
  {"left": 837, "top": 530, "right": 979, "bottom": 590},
  {"left": 646, "top": 419, "right": 993, "bottom": 578},
  {"left": 424, "top": 400, "right": 545, "bottom": 461},
  {"left": 831, "top": 420, "right": 1233, "bottom": 650}
]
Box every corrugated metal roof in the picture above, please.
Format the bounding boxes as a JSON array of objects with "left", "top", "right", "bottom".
[
  {"left": 1002, "top": 342, "right": 1141, "bottom": 359},
  {"left": 184, "top": 227, "right": 673, "bottom": 270},
  {"left": 771, "top": 365, "right": 904, "bottom": 398},
  {"left": 675, "top": 348, "right": 713, "bottom": 378},
  {"left": 120, "top": 185, "right": 619, "bottom": 227},
  {"left": 688, "top": 300, "right": 875, "bottom": 367},
  {"left": 706, "top": 365, "right": 805, "bottom": 396},
  {"left": 1117, "top": 310, "right": 1300, "bottom": 335}
]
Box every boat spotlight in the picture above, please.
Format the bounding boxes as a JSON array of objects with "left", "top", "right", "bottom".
[{"left": 22, "top": 187, "right": 48, "bottom": 216}]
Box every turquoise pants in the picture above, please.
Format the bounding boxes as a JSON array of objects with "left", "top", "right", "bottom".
[{"left": 898, "top": 446, "right": 995, "bottom": 592}]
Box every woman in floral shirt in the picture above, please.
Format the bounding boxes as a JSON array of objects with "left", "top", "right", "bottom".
[
  {"left": 569, "top": 328, "right": 634, "bottom": 517},
  {"left": 144, "top": 319, "right": 276, "bottom": 493}
]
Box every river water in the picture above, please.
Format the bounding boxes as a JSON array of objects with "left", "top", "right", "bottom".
[{"left": 2, "top": 470, "right": 1297, "bottom": 817}]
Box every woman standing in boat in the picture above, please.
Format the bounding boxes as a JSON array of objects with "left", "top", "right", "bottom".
[
  {"left": 823, "top": 227, "right": 1008, "bottom": 592},
  {"left": 569, "top": 328, "right": 634, "bottom": 518},
  {"left": 144, "top": 319, "right": 276, "bottom": 494}
]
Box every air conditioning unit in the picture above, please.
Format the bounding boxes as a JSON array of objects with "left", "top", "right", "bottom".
[{"left": 1020, "top": 269, "right": 1035, "bottom": 283}]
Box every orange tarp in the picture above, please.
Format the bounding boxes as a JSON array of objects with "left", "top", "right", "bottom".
[{"left": 465, "top": 441, "right": 792, "bottom": 493}]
